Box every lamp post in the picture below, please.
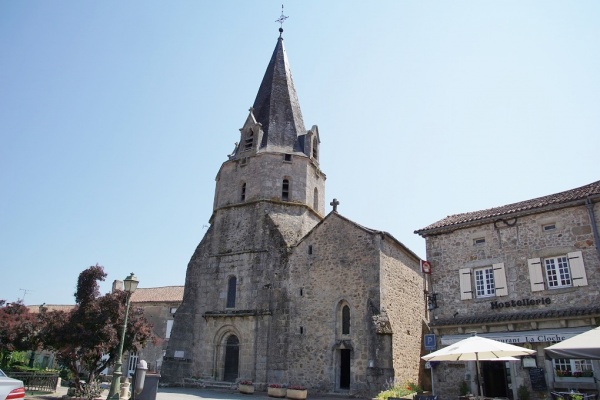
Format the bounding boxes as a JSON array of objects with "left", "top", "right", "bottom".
[{"left": 107, "top": 273, "right": 139, "bottom": 400}]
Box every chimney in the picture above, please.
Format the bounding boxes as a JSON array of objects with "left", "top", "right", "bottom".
[{"left": 112, "top": 280, "right": 124, "bottom": 293}]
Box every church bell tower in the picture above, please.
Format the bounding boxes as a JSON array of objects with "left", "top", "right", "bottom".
[
  {"left": 162, "top": 28, "right": 326, "bottom": 384},
  {"left": 211, "top": 30, "right": 326, "bottom": 243}
]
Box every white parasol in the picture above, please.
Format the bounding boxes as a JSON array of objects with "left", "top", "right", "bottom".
[{"left": 422, "top": 334, "right": 536, "bottom": 397}]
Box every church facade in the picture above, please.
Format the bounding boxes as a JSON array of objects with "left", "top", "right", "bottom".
[{"left": 161, "top": 31, "right": 426, "bottom": 397}]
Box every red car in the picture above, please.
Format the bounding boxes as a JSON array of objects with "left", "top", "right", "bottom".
[{"left": 0, "top": 369, "right": 24, "bottom": 400}]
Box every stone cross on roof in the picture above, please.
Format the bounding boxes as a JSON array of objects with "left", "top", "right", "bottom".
[{"left": 330, "top": 198, "right": 340, "bottom": 212}]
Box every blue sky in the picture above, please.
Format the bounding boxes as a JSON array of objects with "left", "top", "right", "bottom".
[{"left": 2, "top": 1, "right": 599, "bottom": 305}]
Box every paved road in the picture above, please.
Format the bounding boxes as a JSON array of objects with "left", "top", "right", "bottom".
[
  {"left": 157, "top": 386, "right": 362, "bottom": 399},
  {"left": 27, "top": 385, "right": 368, "bottom": 400}
]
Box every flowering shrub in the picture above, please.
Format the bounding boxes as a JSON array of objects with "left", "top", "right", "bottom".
[
  {"left": 556, "top": 370, "right": 594, "bottom": 378},
  {"left": 239, "top": 380, "right": 253, "bottom": 385},
  {"left": 269, "top": 383, "right": 284, "bottom": 388},
  {"left": 377, "top": 381, "right": 423, "bottom": 400},
  {"left": 288, "top": 385, "right": 306, "bottom": 390}
]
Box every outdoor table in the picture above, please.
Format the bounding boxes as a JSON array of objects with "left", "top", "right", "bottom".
[{"left": 551, "top": 391, "right": 597, "bottom": 400}]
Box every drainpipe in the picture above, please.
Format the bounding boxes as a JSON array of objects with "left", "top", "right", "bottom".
[{"left": 586, "top": 197, "right": 600, "bottom": 261}]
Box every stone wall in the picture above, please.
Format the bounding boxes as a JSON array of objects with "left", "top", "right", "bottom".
[
  {"left": 379, "top": 236, "right": 426, "bottom": 388},
  {"left": 213, "top": 152, "right": 325, "bottom": 217},
  {"left": 285, "top": 214, "right": 425, "bottom": 397},
  {"left": 426, "top": 204, "right": 600, "bottom": 321},
  {"left": 135, "top": 302, "right": 179, "bottom": 372}
]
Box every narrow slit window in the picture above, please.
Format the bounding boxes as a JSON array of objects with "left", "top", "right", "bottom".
[
  {"left": 342, "top": 305, "right": 350, "bottom": 335},
  {"left": 308, "top": 245, "right": 313, "bottom": 255},
  {"left": 226, "top": 276, "right": 236, "bottom": 308},
  {"left": 282, "top": 179, "right": 289, "bottom": 201},
  {"left": 543, "top": 223, "right": 556, "bottom": 232},
  {"left": 312, "top": 137, "right": 318, "bottom": 159},
  {"left": 244, "top": 130, "right": 254, "bottom": 150},
  {"left": 241, "top": 183, "right": 246, "bottom": 201}
]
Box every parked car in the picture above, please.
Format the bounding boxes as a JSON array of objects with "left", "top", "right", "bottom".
[{"left": 0, "top": 369, "right": 25, "bottom": 400}]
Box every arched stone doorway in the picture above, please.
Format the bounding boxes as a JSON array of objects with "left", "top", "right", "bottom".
[{"left": 223, "top": 335, "right": 239, "bottom": 382}]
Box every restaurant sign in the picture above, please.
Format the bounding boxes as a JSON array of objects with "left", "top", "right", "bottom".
[{"left": 441, "top": 327, "right": 591, "bottom": 346}]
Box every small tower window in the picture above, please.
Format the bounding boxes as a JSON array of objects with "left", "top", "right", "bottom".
[
  {"left": 282, "top": 179, "right": 290, "bottom": 201},
  {"left": 284, "top": 154, "right": 292, "bottom": 162},
  {"left": 312, "top": 137, "right": 318, "bottom": 159},
  {"left": 244, "top": 130, "right": 254, "bottom": 150},
  {"left": 308, "top": 245, "right": 313, "bottom": 255},
  {"left": 241, "top": 183, "right": 246, "bottom": 202},
  {"left": 473, "top": 238, "right": 486, "bottom": 245},
  {"left": 313, "top": 188, "right": 319, "bottom": 211},
  {"left": 226, "top": 276, "right": 236, "bottom": 308},
  {"left": 342, "top": 305, "right": 350, "bottom": 335}
]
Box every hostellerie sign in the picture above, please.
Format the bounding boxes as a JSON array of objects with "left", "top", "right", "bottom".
[{"left": 491, "top": 297, "right": 551, "bottom": 309}]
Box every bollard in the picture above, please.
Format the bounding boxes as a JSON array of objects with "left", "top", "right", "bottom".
[
  {"left": 134, "top": 360, "right": 148, "bottom": 395},
  {"left": 119, "top": 378, "right": 131, "bottom": 400}
]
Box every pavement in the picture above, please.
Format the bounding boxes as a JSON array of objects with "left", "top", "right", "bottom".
[{"left": 26, "top": 385, "right": 371, "bottom": 400}]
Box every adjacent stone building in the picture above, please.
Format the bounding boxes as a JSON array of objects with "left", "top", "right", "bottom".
[
  {"left": 126, "top": 286, "right": 184, "bottom": 374},
  {"left": 415, "top": 180, "right": 600, "bottom": 400},
  {"left": 161, "top": 30, "right": 426, "bottom": 397},
  {"left": 27, "top": 285, "right": 184, "bottom": 375}
]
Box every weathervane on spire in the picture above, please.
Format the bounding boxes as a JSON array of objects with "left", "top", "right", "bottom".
[{"left": 275, "top": 4, "right": 288, "bottom": 36}]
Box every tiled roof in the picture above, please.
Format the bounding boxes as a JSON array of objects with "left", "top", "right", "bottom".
[
  {"left": 416, "top": 180, "right": 600, "bottom": 236},
  {"left": 28, "top": 304, "right": 76, "bottom": 313},
  {"left": 130, "top": 286, "right": 184, "bottom": 303},
  {"left": 431, "top": 306, "right": 600, "bottom": 327},
  {"left": 27, "top": 286, "right": 184, "bottom": 312}
]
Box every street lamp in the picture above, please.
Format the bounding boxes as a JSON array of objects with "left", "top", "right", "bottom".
[{"left": 107, "top": 273, "right": 139, "bottom": 400}]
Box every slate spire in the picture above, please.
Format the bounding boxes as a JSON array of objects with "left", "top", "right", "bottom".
[{"left": 252, "top": 35, "right": 306, "bottom": 152}]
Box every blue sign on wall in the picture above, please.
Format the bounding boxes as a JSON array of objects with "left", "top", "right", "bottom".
[{"left": 424, "top": 334, "right": 436, "bottom": 350}]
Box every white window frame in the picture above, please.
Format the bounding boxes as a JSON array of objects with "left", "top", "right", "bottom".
[
  {"left": 166, "top": 319, "right": 174, "bottom": 339},
  {"left": 474, "top": 266, "right": 495, "bottom": 298},
  {"left": 545, "top": 255, "right": 571, "bottom": 288},
  {"left": 553, "top": 358, "right": 594, "bottom": 374},
  {"left": 459, "top": 263, "right": 507, "bottom": 300},
  {"left": 528, "top": 251, "right": 587, "bottom": 292}
]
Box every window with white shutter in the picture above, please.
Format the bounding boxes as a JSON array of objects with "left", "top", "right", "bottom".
[
  {"left": 527, "top": 251, "right": 587, "bottom": 291},
  {"left": 528, "top": 258, "right": 545, "bottom": 292},
  {"left": 459, "top": 268, "right": 473, "bottom": 300},
  {"left": 568, "top": 251, "right": 588, "bottom": 287},
  {"left": 459, "top": 263, "right": 508, "bottom": 300},
  {"left": 493, "top": 263, "right": 508, "bottom": 297}
]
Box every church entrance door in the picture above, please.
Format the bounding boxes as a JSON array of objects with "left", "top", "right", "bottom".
[
  {"left": 223, "top": 335, "right": 239, "bottom": 382},
  {"left": 339, "top": 349, "right": 351, "bottom": 389}
]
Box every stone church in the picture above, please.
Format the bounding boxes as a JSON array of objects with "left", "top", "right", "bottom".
[{"left": 161, "top": 29, "right": 426, "bottom": 397}]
